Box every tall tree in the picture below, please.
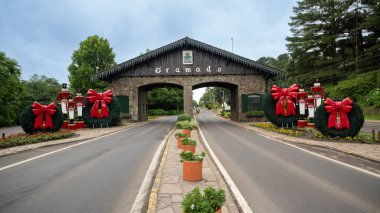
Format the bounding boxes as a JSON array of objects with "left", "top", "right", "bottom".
[
  {"left": 0, "top": 52, "right": 26, "bottom": 127},
  {"left": 286, "top": 0, "right": 355, "bottom": 73},
  {"left": 68, "top": 35, "right": 116, "bottom": 92}
]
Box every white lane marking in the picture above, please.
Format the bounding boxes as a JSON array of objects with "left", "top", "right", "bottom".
[
  {"left": 252, "top": 130, "right": 380, "bottom": 179},
  {"left": 198, "top": 126, "right": 253, "bottom": 213},
  {"left": 0, "top": 123, "right": 147, "bottom": 172},
  {"left": 130, "top": 128, "right": 175, "bottom": 213}
]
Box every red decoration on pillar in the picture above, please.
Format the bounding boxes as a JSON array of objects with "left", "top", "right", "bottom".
[
  {"left": 32, "top": 102, "right": 57, "bottom": 129},
  {"left": 86, "top": 89, "right": 113, "bottom": 118},
  {"left": 271, "top": 84, "right": 299, "bottom": 116},
  {"left": 324, "top": 98, "right": 353, "bottom": 129}
]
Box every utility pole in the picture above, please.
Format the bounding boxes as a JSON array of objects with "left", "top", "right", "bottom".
[{"left": 231, "top": 37, "right": 234, "bottom": 53}]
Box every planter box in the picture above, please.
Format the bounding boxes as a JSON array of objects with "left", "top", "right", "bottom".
[
  {"left": 177, "top": 137, "right": 184, "bottom": 149},
  {"left": 182, "top": 144, "right": 196, "bottom": 153},
  {"left": 183, "top": 160, "right": 202, "bottom": 182},
  {"left": 183, "top": 129, "right": 191, "bottom": 137}
]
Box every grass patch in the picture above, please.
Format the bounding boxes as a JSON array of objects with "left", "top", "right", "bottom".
[{"left": 365, "top": 115, "right": 380, "bottom": 120}]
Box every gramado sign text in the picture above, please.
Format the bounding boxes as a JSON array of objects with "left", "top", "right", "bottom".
[{"left": 154, "top": 66, "right": 222, "bottom": 74}]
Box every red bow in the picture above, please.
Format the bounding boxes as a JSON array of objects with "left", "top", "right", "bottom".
[
  {"left": 32, "top": 102, "right": 57, "bottom": 130},
  {"left": 271, "top": 84, "right": 299, "bottom": 116},
  {"left": 87, "top": 89, "right": 113, "bottom": 118},
  {"left": 324, "top": 98, "right": 353, "bottom": 129}
]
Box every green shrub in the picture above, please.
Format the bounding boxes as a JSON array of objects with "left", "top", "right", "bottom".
[
  {"left": 327, "top": 71, "right": 379, "bottom": 103},
  {"left": 181, "top": 137, "right": 196, "bottom": 145},
  {"left": 180, "top": 151, "right": 206, "bottom": 162},
  {"left": 220, "top": 111, "right": 231, "bottom": 118},
  {"left": 175, "top": 132, "right": 188, "bottom": 138},
  {"left": 177, "top": 114, "right": 191, "bottom": 122},
  {"left": 246, "top": 111, "right": 265, "bottom": 117},
  {"left": 148, "top": 109, "right": 168, "bottom": 116},
  {"left": 176, "top": 120, "right": 198, "bottom": 130},
  {"left": 182, "top": 187, "right": 225, "bottom": 213}
]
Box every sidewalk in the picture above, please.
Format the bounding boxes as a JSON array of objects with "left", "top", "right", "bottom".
[
  {"left": 148, "top": 129, "right": 239, "bottom": 213},
  {"left": 0, "top": 123, "right": 139, "bottom": 157},
  {"left": 220, "top": 117, "right": 380, "bottom": 163}
]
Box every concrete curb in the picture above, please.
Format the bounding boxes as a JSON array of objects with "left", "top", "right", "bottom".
[
  {"left": 130, "top": 128, "right": 175, "bottom": 213},
  {"left": 147, "top": 128, "right": 173, "bottom": 213}
]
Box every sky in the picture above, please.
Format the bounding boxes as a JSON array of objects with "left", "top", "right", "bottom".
[{"left": 1, "top": 0, "right": 296, "bottom": 101}]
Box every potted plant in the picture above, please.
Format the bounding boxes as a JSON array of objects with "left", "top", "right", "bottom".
[
  {"left": 175, "top": 132, "right": 188, "bottom": 149},
  {"left": 182, "top": 187, "right": 226, "bottom": 213},
  {"left": 182, "top": 121, "right": 198, "bottom": 137},
  {"left": 180, "top": 151, "right": 205, "bottom": 182},
  {"left": 181, "top": 137, "right": 196, "bottom": 153}
]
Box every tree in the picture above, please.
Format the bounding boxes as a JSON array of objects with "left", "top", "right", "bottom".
[
  {"left": 23, "top": 74, "right": 62, "bottom": 105},
  {"left": 148, "top": 87, "right": 183, "bottom": 111},
  {"left": 68, "top": 35, "right": 116, "bottom": 92},
  {"left": 286, "top": 0, "right": 356, "bottom": 73},
  {"left": 0, "top": 52, "right": 26, "bottom": 127},
  {"left": 199, "top": 87, "right": 230, "bottom": 110}
]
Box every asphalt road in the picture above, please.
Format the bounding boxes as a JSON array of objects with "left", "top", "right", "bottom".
[
  {"left": 197, "top": 113, "right": 380, "bottom": 213},
  {"left": 0, "top": 116, "right": 176, "bottom": 213}
]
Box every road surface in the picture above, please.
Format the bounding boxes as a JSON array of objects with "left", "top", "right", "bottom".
[
  {"left": 197, "top": 113, "right": 380, "bottom": 213},
  {"left": 0, "top": 117, "right": 175, "bottom": 213}
]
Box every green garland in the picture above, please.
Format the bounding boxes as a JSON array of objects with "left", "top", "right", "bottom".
[
  {"left": 314, "top": 102, "right": 364, "bottom": 137},
  {"left": 263, "top": 93, "right": 299, "bottom": 127},
  {"left": 19, "top": 104, "right": 64, "bottom": 134},
  {"left": 83, "top": 96, "right": 120, "bottom": 128}
]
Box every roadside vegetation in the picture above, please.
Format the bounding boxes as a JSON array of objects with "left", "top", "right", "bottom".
[
  {"left": 252, "top": 123, "right": 376, "bottom": 144},
  {"left": 0, "top": 130, "right": 74, "bottom": 149}
]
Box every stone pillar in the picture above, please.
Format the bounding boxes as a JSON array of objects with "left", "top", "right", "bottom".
[
  {"left": 183, "top": 83, "right": 193, "bottom": 117},
  {"left": 138, "top": 87, "right": 148, "bottom": 121},
  {"left": 130, "top": 86, "right": 139, "bottom": 121}
]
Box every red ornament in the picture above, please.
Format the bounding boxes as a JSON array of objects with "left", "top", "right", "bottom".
[
  {"left": 86, "top": 89, "right": 113, "bottom": 118},
  {"left": 324, "top": 98, "right": 353, "bottom": 129},
  {"left": 271, "top": 84, "right": 299, "bottom": 116},
  {"left": 32, "top": 102, "right": 57, "bottom": 130}
]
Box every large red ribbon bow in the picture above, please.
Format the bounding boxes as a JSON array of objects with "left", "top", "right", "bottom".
[
  {"left": 87, "top": 89, "right": 113, "bottom": 118},
  {"left": 32, "top": 102, "right": 57, "bottom": 130},
  {"left": 324, "top": 97, "right": 353, "bottom": 129},
  {"left": 271, "top": 84, "right": 299, "bottom": 116}
]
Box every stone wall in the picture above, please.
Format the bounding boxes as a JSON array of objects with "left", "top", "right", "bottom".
[{"left": 106, "top": 74, "right": 267, "bottom": 121}]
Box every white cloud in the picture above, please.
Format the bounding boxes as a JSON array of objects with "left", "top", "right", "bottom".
[{"left": 0, "top": 0, "right": 296, "bottom": 83}]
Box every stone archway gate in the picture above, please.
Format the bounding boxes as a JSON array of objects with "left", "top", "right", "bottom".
[{"left": 91, "top": 37, "right": 281, "bottom": 121}]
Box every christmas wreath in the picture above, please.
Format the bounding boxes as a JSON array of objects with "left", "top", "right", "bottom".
[
  {"left": 83, "top": 89, "right": 120, "bottom": 128},
  {"left": 263, "top": 84, "right": 300, "bottom": 127},
  {"left": 314, "top": 97, "right": 364, "bottom": 138},
  {"left": 20, "top": 102, "right": 64, "bottom": 134}
]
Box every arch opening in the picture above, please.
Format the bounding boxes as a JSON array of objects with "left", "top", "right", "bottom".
[
  {"left": 192, "top": 81, "right": 239, "bottom": 121},
  {"left": 138, "top": 83, "right": 184, "bottom": 121}
]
